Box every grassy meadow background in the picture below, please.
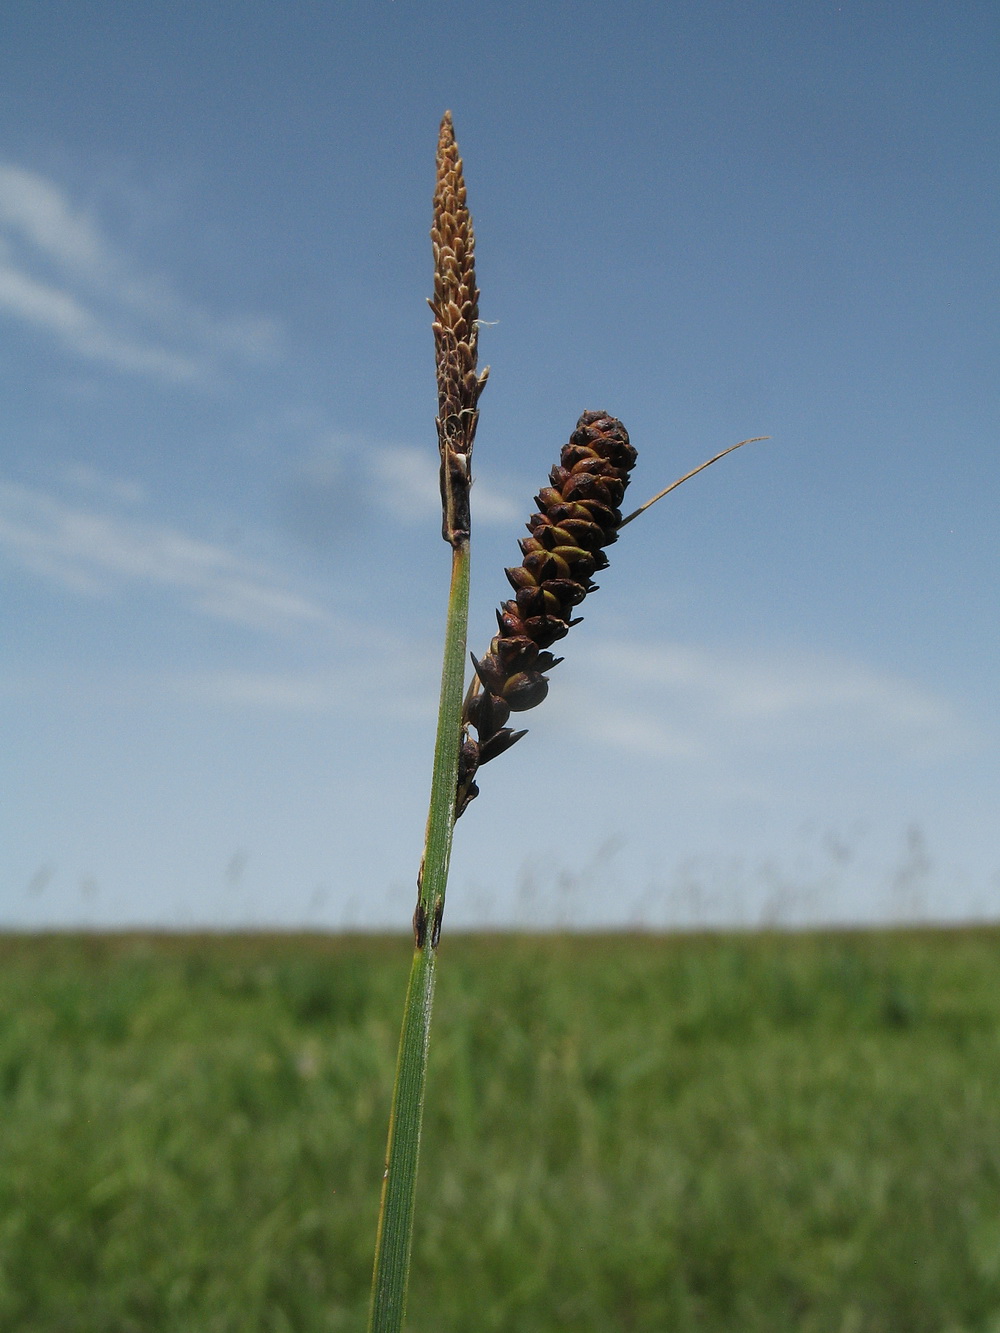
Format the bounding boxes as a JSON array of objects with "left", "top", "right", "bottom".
[{"left": 2, "top": 928, "right": 1000, "bottom": 1332}]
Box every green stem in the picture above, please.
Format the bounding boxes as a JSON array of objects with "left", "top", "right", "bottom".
[{"left": 368, "top": 541, "right": 470, "bottom": 1333}]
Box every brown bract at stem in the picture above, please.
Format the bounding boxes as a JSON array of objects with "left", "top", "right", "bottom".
[{"left": 430, "top": 110, "right": 489, "bottom": 548}]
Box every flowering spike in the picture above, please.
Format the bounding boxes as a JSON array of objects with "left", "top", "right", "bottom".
[
  {"left": 429, "top": 111, "right": 489, "bottom": 548},
  {"left": 457, "top": 411, "right": 635, "bottom": 815}
]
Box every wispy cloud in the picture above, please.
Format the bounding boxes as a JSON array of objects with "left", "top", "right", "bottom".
[
  {"left": 372, "top": 444, "right": 521, "bottom": 525},
  {"left": 59, "top": 463, "right": 146, "bottom": 506},
  {"left": 170, "top": 661, "right": 438, "bottom": 721},
  {"left": 0, "top": 477, "right": 323, "bottom": 629},
  {"left": 0, "top": 260, "right": 203, "bottom": 381},
  {"left": 549, "top": 638, "right": 969, "bottom": 762},
  {"left": 0, "top": 164, "right": 104, "bottom": 268},
  {"left": 167, "top": 610, "right": 441, "bottom": 718},
  {"left": 277, "top": 435, "right": 522, "bottom": 551},
  {"left": 160, "top": 630, "right": 966, "bottom": 775},
  {"left": 0, "top": 163, "right": 280, "bottom": 381}
]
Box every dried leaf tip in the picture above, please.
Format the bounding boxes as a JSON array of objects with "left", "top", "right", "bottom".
[{"left": 430, "top": 111, "right": 489, "bottom": 547}]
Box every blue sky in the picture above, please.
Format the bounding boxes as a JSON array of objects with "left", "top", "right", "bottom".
[{"left": 1, "top": 1, "right": 997, "bottom": 929}]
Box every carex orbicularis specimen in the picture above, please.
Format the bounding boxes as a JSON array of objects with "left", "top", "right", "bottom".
[
  {"left": 368, "top": 110, "right": 764, "bottom": 1333},
  {"left": 369, "top": 111, "right": 488, "bottom": 1333}
]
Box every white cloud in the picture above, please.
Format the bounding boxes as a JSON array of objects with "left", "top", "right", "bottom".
[
  {"left": 0, "top": 478, "right": 323, "bottom": 629},
  {"left": 167, "top": 613, "right": 441, "bottom": 718},
  {"left": 0, "top": 165, "right": 105, "bottom": 269},
  {"left": 371, "top": 445, "right": 520, "bottom": 525},
  {"left": 549, "top": 637, "right": 968, "bottom": 762},
  {"left": 0, "top": 260, "right": 203, "bottom": 381},
  {"left": 0, "top": 163, "right": 280, "bottom": 381},
  {"left": 170, "top": 664, "right": 438, "bottom": 720},
  {"left": 60, "top": 464, "right": 146, "bottom": 506},
  {"left": 178, "top": 672, "right": 347, "bottom": 710}
]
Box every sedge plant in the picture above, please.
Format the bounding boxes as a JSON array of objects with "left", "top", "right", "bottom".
[{"left": 367, "top": 111, "right": 766, "bottom": 1333}]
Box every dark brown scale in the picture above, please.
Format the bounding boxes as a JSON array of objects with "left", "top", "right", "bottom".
[
  {"left": 561, "top": 472, "right": 624, "bottom": 507},
  {"left": 502, "top": 671, "right": 548, "bottom": 711},
  {"left": 542, "top": 578, "right": 590, "bottom": 606},
  {"left": 519, "top": 617, "right": 570, "bottom": 649},
  {"left": 497, "top": 607, "right": 523, "bottom": 637},
  {"left": 521, "top": 550, "right": 561, "bottom": 581},
  {"left": 465, "top": 689, "right": 510, "bottom": 734},
  {"left": 515, "top": 585, "right": 546, "bottom": 617},
  {"left": 557, "top": 519, "right": 606, "bottom": 551},
  {"left": 470, "top": 651, "right": 506, "bottom": 695},
  {"left": 478, "top": 727, "right": 527, "bottom": 764},
  {"left": 495, "top": 636, "right": 539, "bottom": 672},
  {"left": 504, "top": 565, "right": 538, "bottom": 592},
  {"left": 457, "top": 737, "right": 480, "bottom": 787}
]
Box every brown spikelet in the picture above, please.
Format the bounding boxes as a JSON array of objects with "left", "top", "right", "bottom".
[
  {"left": 430, "top": 111, "right": 489, "bottom": 547},
  {"left": 456, "top": 410, "right": 636, "bottom": 815}
]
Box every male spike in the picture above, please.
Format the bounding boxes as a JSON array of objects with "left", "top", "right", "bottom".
[{"left": 429, "top": 110, "right": 489, "bottom": 548}]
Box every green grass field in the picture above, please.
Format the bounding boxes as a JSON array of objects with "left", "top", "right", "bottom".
[{"left": 1, "top": 929, "right": 999, "bottom": 1332}]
